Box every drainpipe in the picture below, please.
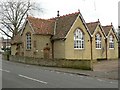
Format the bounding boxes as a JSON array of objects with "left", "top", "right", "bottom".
[
  {"left": 105, "top": 37, "right": 107, "bottom": 60},
  {"left": 51, "top": 40, "right": 54, "bottom": 59},
  {"left": 90, "top": 36, "right": 93, "bottom": 70},
  {"left": 90, "top": 37, "right": 93, "bottom": 60}
]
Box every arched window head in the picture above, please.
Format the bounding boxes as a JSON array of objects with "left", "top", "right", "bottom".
[
  {"left": 95, "top": 33, "right": 101, "bottom": 49},
  {"left": 26, "top": 32, "right": 31, "bottom": 50},
  {"left": 74, "top": 29, "right": 84, "bottom": 49},
  {"left": 109, "top": 35, "right": 114, "bottom": 49}
]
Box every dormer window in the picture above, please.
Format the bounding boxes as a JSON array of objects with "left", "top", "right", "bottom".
[
  {"left": 26, "top": 32, "right": 31, "bottom": 50},
  {"left": 95, "top": 33, "right": 101, "bottom": 49},
  {"left": 74, "top": 29, "right": 84, "bottom": 49},
  {"left": 109, "top": 35, "right": 114, "bottom": 49}
]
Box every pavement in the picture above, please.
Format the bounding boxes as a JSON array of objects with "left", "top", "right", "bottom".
[{"left": 35, "top": 59, "right": 119, "bottom": 80}]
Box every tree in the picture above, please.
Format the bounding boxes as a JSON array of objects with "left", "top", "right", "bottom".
[{"left": 0, "top": 0, "right": 43, "bottom": 39}]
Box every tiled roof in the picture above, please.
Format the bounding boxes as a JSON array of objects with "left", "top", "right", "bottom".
[
  {"left": 27, "top": 12, "right": 80, "bottom": 39},
  {"left": 102, "top": 25, "right": 112, "bottom": 36},
  {"left": 86, "top": 21, "right": 99, "bottom": 34},
  {"left": 28, "top": 17, "right": 54, "bottom": 35},
  {"left": 51, "top": 12, "right": 80, "bottom": 39},
  {"left": 12, "top": 12, "right": 80, "bottom": 43}
]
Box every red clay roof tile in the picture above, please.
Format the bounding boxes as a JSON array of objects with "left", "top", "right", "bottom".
[{"left": 28, "top": 17, "right": 54, "bottom": 35}]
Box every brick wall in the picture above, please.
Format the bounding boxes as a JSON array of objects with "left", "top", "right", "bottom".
[{"left": 8, "top": 55, "right": 93, "bottom": 70}]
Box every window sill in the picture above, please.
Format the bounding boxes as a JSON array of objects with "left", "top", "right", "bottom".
[
  {"left": 96, "top": 48, "right": 101, "bottom": 49},
  {"left": 109, "top": 48, "right": 114, "bottom": 49},
  {"left": 74, "top": 48, "right": 84, "bottom": 50}
]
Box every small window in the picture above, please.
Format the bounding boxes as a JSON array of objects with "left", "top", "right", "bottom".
[
  {"left": 95, "top": 33, "right": 101, "bottom": 49},
  {"left": 26, "top": 33, "right": 31, "bottom": 50},
  {"left": 74, "top": 29, "right": 84, "bottom": 49},
  {"left": 109, "top": 35, "right": 114, "bottom": 49}
]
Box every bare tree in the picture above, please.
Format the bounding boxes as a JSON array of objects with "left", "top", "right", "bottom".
[{"left": 0, "top": 0, "right": 43, "bottom": 39}]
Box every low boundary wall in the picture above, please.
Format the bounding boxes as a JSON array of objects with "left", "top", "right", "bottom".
[{"left": 4, "top": 55, "right": 93, "bottom": 70}]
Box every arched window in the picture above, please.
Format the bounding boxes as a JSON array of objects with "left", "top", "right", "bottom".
[
  {"left": 95, "top": 33, "right": 101, "bottom": 49},
  {"left": 109, "top": 35, "right": 114, "bottom": 49},
  {"left": 74, "top": 29, "right": 84, "bottom": 49},
  {"left": 26, "top": 32, "right": 31, "bottom": 50}
]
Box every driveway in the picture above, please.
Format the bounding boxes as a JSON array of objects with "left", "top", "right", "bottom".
[
  {"left": 93, "top": 59, "right": 119, "bottom": 80},
  {"left": 93, "top": 59, "right": 118, "bottom": 72}
]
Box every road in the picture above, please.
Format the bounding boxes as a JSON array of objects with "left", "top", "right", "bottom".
[{"left": 0, "top": 54, "right": 118, "bottom": 88}]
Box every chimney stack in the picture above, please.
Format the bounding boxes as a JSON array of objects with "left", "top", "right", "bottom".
[{"left": 57, "top": 10, "right": 60, "bottom": 17}]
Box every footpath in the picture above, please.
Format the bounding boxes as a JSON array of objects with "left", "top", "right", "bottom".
[{"left": 41, "top": 60, "right": 119, "bottom": 80}]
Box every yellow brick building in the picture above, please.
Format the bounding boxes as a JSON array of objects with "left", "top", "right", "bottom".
[{"left": 11, "top": 11, "right": 118, "bottom": 60}]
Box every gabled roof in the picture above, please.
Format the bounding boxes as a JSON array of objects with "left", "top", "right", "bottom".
[
  {"left": 86, "top": 21, "right": 99, "bottom": 35},
  {"left": 102, "top": 25, "right": 118, "bottom": 40},
  {"left": 50, "top": 12, "right": 80, "bottom": 39},
  {"left": 102, "top": 25, "right": 112, "bottom": 36},
  {"left": 21, "top": 12, "right": 80, "bottom": 40},
  {"left": 86, "top": 20, "right": 106, "bottom": 38},
  {"left": 27, "top": 17, "right": 54, "bottom": 35},
  {"left": 13, "top": 11, "right": 85, "bottom": 43}
]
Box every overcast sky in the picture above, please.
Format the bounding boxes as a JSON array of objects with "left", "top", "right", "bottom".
[
  {"left": 0, "top": 0, "right": 119, "bottom": 37},
  {"left": 36, "top": 0, "right": 119, "bottom": 28}
]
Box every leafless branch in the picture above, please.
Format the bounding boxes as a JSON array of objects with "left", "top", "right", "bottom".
[{"left": 0, "top": 0, "right": 43, "bottom": 38}]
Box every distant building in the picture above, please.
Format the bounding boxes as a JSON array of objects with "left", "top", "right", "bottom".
[
  {"left": 0, "top": 37, "right": 4, "bottom": 49},
  {"left": 0, "top": 37, "right": 11, "bottom": 50}
]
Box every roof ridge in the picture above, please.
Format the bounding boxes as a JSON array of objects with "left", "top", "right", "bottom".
[
  {"left": 49, "top": 11, "right": 80, "bottom": 20},
  {"left": 102, "top": 25, "right": 112, "bottom": 27},
  {"left": 28, "top": 16, "right": 50, "bottom": 21},
  {"left": 87, "top": 21, "right": 99, "bottom": 24}
]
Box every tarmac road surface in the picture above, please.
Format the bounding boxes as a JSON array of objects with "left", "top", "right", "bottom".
[{"left": 0, "top": 54, "right": 118, "bottom": 88}]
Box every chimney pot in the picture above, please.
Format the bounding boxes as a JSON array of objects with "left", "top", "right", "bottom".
[{"left": 57, "top": 11, "right": 60, "bottom": 17}]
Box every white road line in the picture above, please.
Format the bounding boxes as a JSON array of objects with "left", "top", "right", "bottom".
[
  {"left": 50, "top": 70, "right": 54, "bottom": 72},
  {"left": 0, "top": 69, "right": 10, "bottom": 73},
  {"left": 56, "top": 72, "right": 60, "bottom": 74},
  {"left": 63, "top": 73, "right": 66, "bottom": 75},
  {"left": 70, "top": 74, "right": 74, "bottom": 76},
  {"left": 18, "top": 74, "right": 48, "bottom": 84},
  {"left": 110, "top": 81, "right": 113, "bottom": 83},
  {"left": 97, "top": 79, "right": 104, "bottom": 82},
  {"left": 78, "top": 75, "right": 84, "bottom": 78}
]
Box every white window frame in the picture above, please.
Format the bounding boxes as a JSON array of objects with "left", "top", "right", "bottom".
[
  {"left": 95, "top": 33, "right": 101, "bottom": 49},
  {"left": 74, "top": 29, "right": 84, "bottom": 49},
  {"left": 26, "top": 33, "right": 31, "bottom": 50},
  {"left": 109, "top": 35, "right": 114, "bottom": 49}
]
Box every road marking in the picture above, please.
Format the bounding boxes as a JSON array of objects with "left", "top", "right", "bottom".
[
  {"left": 63, "top": 73, "right": 66, "bottom": 75},
  {"left": 56, "top": 72, "right": 60, "bottom": 74},
  {"left": 70, "top": 74, "right": 74, "bottom": 76},
  {"left": 0, "top": 69, "right": 10, "bottom": 73},
  {"left": 97, "top": 79, "right": 104, "bottom": 82},
  {"left": 50, "top": 70, "right": 54, "bottom": 72},
  {"left": 18, "top": 74, "right": 48, "bottom": 84},
  {"left": 78, "top": 75, "right": 84, "bottom": 78},
  {"left": 86, "top": 77, "right": 93, "bottom": 79},
  {"left": 110, "top": 81, "right": 113, "bottom": 83}
]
